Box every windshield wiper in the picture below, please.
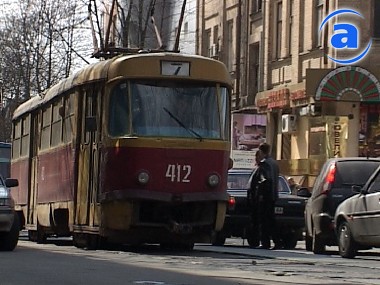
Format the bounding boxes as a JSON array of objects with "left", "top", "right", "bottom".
[{"left": 163, "top": 107, "right": 203, "bottom": 141}]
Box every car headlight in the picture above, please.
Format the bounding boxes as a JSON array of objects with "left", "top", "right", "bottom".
[
  {"left": 137, "top": 171, "right": 150, "bottom": 185},
  {"left": 0, "top": 187, "right": 13, "bottom": 206},
  {"left": 0, "top": 187, "right": 10, "bottom": 198},
  {"left": 208, "top": 174, "right": 220, "bottom": 187}
]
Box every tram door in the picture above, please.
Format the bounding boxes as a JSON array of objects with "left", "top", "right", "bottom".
[
  {"left": 28, "top": 113, "right": 39, "bottom": 227},
  {"left": 76, "top": 86, "right": 101, "bottom": 227}
]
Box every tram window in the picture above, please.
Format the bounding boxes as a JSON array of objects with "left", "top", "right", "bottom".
[
  {"left": 63, "top": 94, "right": 74, "bottom": 143},
  {"left": 20, "top": 116, "right": 30, "bottom": 157},
  {"left": 130, "top": 81, "right": 222, "bottom": 139},
  {"left": 41, "top": 106, "right": 52, "bottom": 150},
  {"left": 51, "top": 100, "right": 62, "bottom": 146},
  {"left": 109, "top": 84, "right": 130, "bottom": 136},
  {"left": 220, "top": 87, "right": 230, "bottom": 140},
  {"left": 12, "top": 120, "right": 21, "bottom": 159}
]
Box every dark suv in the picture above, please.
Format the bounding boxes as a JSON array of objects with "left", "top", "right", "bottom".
[
  {"left": 212, "top": 168, "right": 309, "bottom": 249},
  {"left": 0, "top": 176, "right": 19, "bottom": 251},
  {"left": 304, "top": 157, "right": 380, "bottom": 254}
]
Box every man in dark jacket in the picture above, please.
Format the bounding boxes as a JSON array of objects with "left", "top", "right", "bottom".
[
  {"left": 247, "top": 150, "right": 265, "bottom": 248},
  {"left": 248, "top": 143, "right": 280, "bottom": 249},
  {"left": 259, "top": 143, "right": 280, "bottom": 249}
]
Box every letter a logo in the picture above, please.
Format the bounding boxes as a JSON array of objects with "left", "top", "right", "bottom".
[
  {"left": 320, "top": 9, "right": 372, "bottom": 64},
  {"left": 331, "top": 23, "right": 358, "bottom": 49}
]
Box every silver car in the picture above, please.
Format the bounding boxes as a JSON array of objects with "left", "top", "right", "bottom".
[
  {"left": 0, "top": 176, "right": 19, "bottom": 251},
  {"left": 335, "top": 164, "right": 380, "bottom": 258}
]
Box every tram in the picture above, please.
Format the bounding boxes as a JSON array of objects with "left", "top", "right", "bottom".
[{"left": 10, "top": 52, "right": 232, "bottom": 249}]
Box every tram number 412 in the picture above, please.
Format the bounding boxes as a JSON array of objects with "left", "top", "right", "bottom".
[{"left": 166, "top": 164, "right": 191, "bottom": 183}]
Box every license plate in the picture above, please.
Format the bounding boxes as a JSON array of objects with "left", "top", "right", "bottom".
[{"left": 275, "top": 207, "right": 283, "bottom": 214}]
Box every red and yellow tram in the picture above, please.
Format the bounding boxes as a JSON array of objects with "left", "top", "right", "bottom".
[{"left": 11, "top": 52, "right": 232, "bottom": 249}]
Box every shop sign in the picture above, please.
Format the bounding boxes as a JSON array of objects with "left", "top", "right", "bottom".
[
  {"left": 290, "top": 89, "right": 309, "bottom": 107},
  {"left": 231, "top": 150, "right": 256, "bottom": 169},
  {"left": 315, "top": 66, "right": 380, "bottom": 102},
  {"left": 289, "top": 89, "right": 306, "bottom": 100},
  {"left": 326, "top": 117, "right": 348, "bottom": 158},
  {"left": 267, "top": 88, "right": 290, "bottom": 109}
]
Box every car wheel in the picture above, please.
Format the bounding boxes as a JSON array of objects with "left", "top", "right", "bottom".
[
  {"left": 338, "top": 221, "right": 357, "bottom": 258},
  {"left": 0, "top": 214, "right": 20, "bottom": 251},
  {"left": 211, "top": 231, "right": 226, "bottom": 246},
  {"left": 312, "top": 227, "right": 325, "bottom": 254}
]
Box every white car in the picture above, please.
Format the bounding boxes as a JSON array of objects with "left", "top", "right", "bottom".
[
  {"left": 334, "top": 165, "right": 380, "bottom": 258},
  {"left": 0, "top": 176, "right": 19, "bottom": 251}
]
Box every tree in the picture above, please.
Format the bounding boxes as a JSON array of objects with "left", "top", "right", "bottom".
[
  {"left": 89, "top": 0, "right": 176, "bottom": 57},
  {"left": 0, "top": 0, "right": 91, "bottom": 141}
]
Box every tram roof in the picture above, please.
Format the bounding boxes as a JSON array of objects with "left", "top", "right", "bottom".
[{"left": 13, "top": 52, "right": 231, "bottom": 120}]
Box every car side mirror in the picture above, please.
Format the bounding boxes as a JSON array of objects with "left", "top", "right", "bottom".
[
  {"left": 5, "top": 178, "right": 19, "bottom": 188},
  {"left": 297, "top": 187, "right": 311, "bottom": 198}
]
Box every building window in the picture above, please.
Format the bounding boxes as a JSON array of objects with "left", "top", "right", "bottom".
[
  {"left": 248, "top": 43, "right": 260, "bottom": 95},
  {"left": 212, "top": 25, "right": 219, "bottom": 57},
  {"left": 314, "top": 0, "right": 324, "bottom": 47},
  {"left": 275, "top": 2, "right": 283, "bottom": 59},
  {"left": 183, "top": 22, "right": 188, "bottom": 39},
  {"left": 213, "top": 25, "right": 218, "bottom": 45},
  {"left": 288, "top": 0, "right": 294, "bottom": 56},
  {"left": 251, "top": 0, "right": 262, "bottom": 13},
  {"left": 205, "top": 29, "right": 211, "bottom": 57},
  {"left": 374, "top": 1, "right": 380, "bottom": 38},
  {"left": 298, "top": 1, "right": 304, "bottom": 52},
  {"left": 227, "top": 20, "right": 234, "bottom": 71}
]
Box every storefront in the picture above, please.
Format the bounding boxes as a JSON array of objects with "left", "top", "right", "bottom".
[{"left": 255, "top": 66, "right": 380, "bottom": 188}]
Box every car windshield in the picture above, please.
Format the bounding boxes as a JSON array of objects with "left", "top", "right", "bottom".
[
  {"left": 228, "top": 170, "right": 292, "bottom": 194},
  {"left": 278, "top": 176, "right": 291, "bottom": 194},
  {"left": 227, "top": 172, "right": 251, "bottom": 189}
]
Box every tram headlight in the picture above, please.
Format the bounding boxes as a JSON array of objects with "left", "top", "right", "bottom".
[
  {"left": 137, "top": 171, "right": 150, "bottom": 185},
  {"left": 207, "top": 174, "right": 220, "bottom": 187}
]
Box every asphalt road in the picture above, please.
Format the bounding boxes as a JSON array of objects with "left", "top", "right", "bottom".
[{"left": 3, "top": 234, "right": 380, "bottom": 285}]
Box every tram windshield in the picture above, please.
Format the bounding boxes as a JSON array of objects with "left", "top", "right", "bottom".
[{"left": 108, "top": 80, "right": 229, "bottom": 139}]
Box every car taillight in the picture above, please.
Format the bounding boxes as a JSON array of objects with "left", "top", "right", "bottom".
[
  {"left": 322, "top": 162, "right": 336, "bottom": 194},
  {"left": 228, "top": 196, "right": 236, "bottom": 210}
]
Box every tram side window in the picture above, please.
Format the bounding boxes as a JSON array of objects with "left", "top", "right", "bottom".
[
  {"left": 220, "top": 87, "right": 230, "bottom": 140},
  {"left": 20, "top": 116, "right": 30, "bottom": 157},
  {"left": 109, "top": 84, "right": 130, "bottom": 136},
  {"left": 63, "top": 94, "right": 74, "bottom": 143},
  {"left": 51, "top": 100, "right": 62, "bottom": 146},
  {"left": 12, "top": 120, "right": 21, "bottom": 159},
  {"left": 41, "top": 106, "right": 52, "bottom": 150}
]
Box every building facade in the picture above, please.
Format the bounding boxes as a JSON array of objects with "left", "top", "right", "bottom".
[{"left": 198, "top": 0, "right": 380, "bottom": 187}]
